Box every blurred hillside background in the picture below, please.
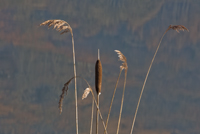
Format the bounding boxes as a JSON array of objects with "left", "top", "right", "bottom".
[{"left": 0, "top": 0, "right": 200, "bottom": 134}]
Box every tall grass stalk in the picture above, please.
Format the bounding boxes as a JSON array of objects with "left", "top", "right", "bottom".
[
  {"left": 130, "top": 25, "right": 189, "bottom": 134},
  {"left": 40, "top": 20, "right": 78, "bottom": 134},
  {"left": 104, "top": 69, "right": 122, "bottom": 134},
  {"left": 116, "top": 70, "right": 127, "bottom": 134},
  {"left": 114, "top": 50, "right": 128, "bottom": 134}
]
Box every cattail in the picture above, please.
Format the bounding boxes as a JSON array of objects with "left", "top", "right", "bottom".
[
  {"left": 95, "top": 49, "right": 102, "bottom": 134},
  {"left": 95, "top": 49, "right": 102, "bottom": 95}
]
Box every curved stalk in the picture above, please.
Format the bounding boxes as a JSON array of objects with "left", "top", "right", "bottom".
[
  {"left": 104, "top": 69, "right": 122, "bottom": 134},
  {"left": 130, "top": 30, "right": 167, "bottom": 134},
  {"left": 130, "top": 25, "right": 189, "bottom": 134}
]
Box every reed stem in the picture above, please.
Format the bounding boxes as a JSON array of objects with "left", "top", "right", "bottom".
[
  {"left": 96, "top": 94, "right": 100, "bottom": 134},
  {"left": 104, "top": 69, "right": 122, "bottom": 134},
  {"left": 90, "top": 99, "right": 94, "bottom": 134},
  {"left": 70, "top": 31, "right": 78, "bottom": 134},
  {"left": 116, "top": 70, "right": 127, "bottom": 134},
  {"left": 130, "top": 30, "right": 168, "bottom": 134}
]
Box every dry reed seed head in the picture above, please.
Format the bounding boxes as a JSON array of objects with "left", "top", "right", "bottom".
[
  {"left": 58, "top": 77, "right": 74, "bottom": 114},
  {"left": 82, "top": 87, "right": 92, "bottom": 100},
  {"left": 167, "top": 25, "right": 189, "bottom": 33},
  {"left": 58, "top": 86, "right": 66, "bottom": 114},
  {"left": 40, "top": 19, "right": 72, "bottom": 34},
  {"left": 95, "top": 59, "right": 102, "bottom": 95},
  {"left": 115, "top": 50, "right": 128, "bottom": 70}
]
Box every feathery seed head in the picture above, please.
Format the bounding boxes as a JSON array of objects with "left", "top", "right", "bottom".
[
  {"left": 40, "top": 19, "right": 72, "bottom": 34},
  {"left": 82, "top": 88, "right": 91, "bottom": 100},
  {"left": 115, "top": 50, "right": 128, "bottom": 70},
  {"left": 167, "top": 25, "right": 189, "bottom": 33}
]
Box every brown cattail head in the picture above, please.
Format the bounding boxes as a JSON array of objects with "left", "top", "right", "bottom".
[{"left": 95, "top": 50, "right": 102, "bottom": 95}]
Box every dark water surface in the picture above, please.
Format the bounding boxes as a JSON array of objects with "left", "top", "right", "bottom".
[{"left": 0, "top": 0, "right": 200, "bottom": 134}]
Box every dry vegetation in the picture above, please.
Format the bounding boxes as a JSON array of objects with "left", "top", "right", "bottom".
[
  {"left": 40, "top": 17, "right": 189, "bottom": 134},
  {"left": 0, "top": 1, "right": 196, "bottom": 133}
]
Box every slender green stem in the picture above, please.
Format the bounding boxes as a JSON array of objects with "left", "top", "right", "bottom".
[
  {"left": 116, "top": 70, "right": 127, "bottom": 134},
  {"left": 104, "top": 69, "right": 122, "bottom": 134},
  {"left": 130, "top": 30, "right": 168, "bottom": 134}
]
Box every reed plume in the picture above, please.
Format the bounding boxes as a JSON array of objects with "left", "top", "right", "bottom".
[
  {"left": 40, "top": 20, "right": 72, "bottom": 34},
  {"left": 115, "top": 50, "right": 128, "bottom": 70},
  {"left": 40, "top": 19, "right": 78, "bottom": 134},
  {"left": 95, "top": 49, "right": 102, "bottom": 134},
  {"left": 114, "top": 50, "right": 128, "bottom": 134},
  {"left": 82, "top": 88, "right": 92, "bottom": 100},
  {"left": 130, "top": 25, "right": 189, "bottom": 134},
  {"left": 59, "top": 77, "right": 74, "bottom": 114}
]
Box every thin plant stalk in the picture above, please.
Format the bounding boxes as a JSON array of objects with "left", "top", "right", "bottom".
[
  {"left": 104, "top": 68, "right": 122, "bottom": 134},
  {"left": 90, "top": 87, "right": 107, "bottom": 134},
  {"left": 96, "top": 94, "right": 100, "bottom": 134},
  {"left": 70, "top": 31, "right": 78, "bottom": 134},
  {"left": 130, "top": 25, "right": 189, "bottom": 134},
  {"left": 116, "top": 70, "right": 127, "bottom": 134},
  {"left": 90, "top": 100, "right": 94, "bottom": 134},
  {"left": 40, "top": 20, "right": 78, "bottom": 134},
  {"left": 114, "top": 50, "right": 128, "bottom": 134}
]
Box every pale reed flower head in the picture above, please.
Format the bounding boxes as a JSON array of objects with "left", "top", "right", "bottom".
[
  {"left": 115, "top": 50, "right": 128, "bottom": 70},
  {"left": 40, "top": 19, "right": 72, "bottom": 34},
  {"left": 82, "top": 88, "right": 92, "bottom": 100}
]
